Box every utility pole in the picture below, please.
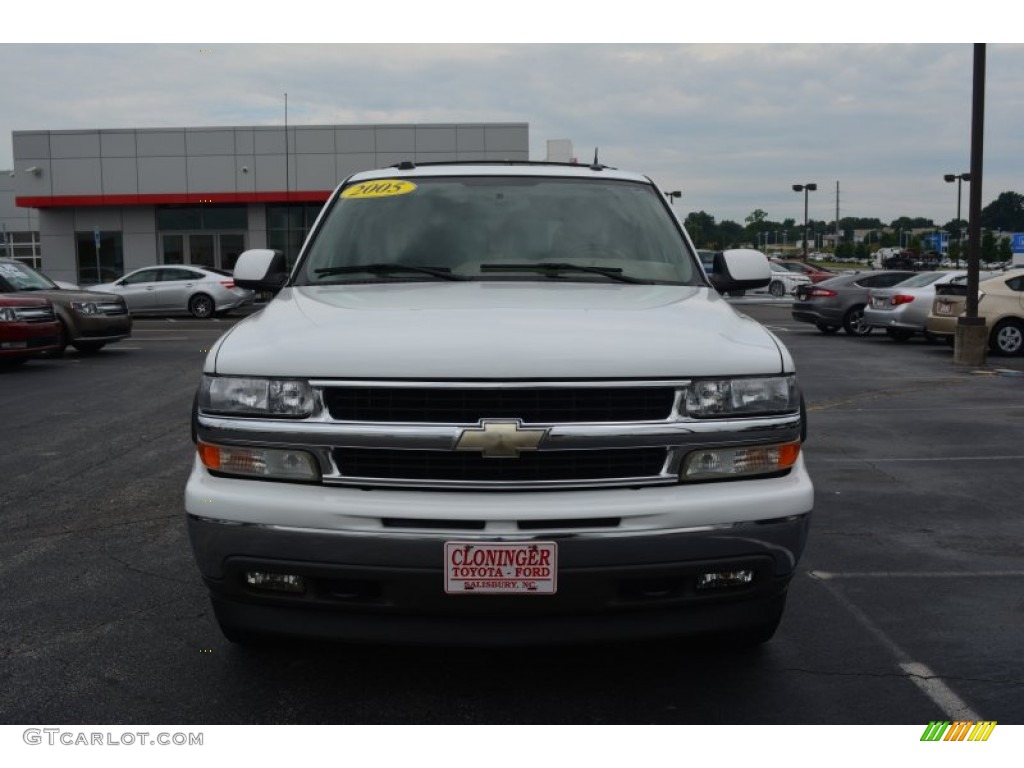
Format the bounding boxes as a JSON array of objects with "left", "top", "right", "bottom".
[
  {"left": 954, "top": 43, "right": 987, "bottom": 366},
  {"left": 835, "top": 182, "right": 840, "bottom": 251}
]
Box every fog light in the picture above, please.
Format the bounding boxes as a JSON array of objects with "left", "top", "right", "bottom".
[
  {"left": 245, "top": 571, "right": 306, "bottom": 594},
  {"left": 696, "top": 569, "right": 755, "bottom": 591}
]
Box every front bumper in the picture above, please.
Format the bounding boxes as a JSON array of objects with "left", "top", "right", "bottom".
[
  {"left": 791, "top": 302, "right": 842, "bottom": 326},
  {"left": 0, "top": 322, "right": 60, "bottom": 356},
  {"left": 863, "top": 306, "right": 921, "bottom": 332},
  {"left": 186, "top": 458, "right": 813, "bottom": 644},
  {"left": 68, "top": 312, "right": 132, "bottom": 343}
]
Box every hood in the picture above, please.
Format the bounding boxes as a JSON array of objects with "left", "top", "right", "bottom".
[
  {"left": 20, "top": 288, "right": 125, "bottom": 305},
  {"left": 208, "top": 281, "right": 789, "bottom": 379}
]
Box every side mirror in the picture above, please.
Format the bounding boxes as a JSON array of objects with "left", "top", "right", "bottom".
[
  {"left": 234, "top": 249, "right": 288, "bottom": 292},
  {"left": 710, "top": 249, "right": 771, "bottom": 293}
]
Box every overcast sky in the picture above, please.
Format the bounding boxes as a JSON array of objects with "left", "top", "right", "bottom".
[{"left": 2, "top": 20, "right": 1020, "bottom": 228}]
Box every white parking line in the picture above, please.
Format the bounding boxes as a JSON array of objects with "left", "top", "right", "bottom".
[
  {"left": 814, "top": 455, "right": 1024, "bottom": 463},
  {"left": 812, "top": 570, "right": 1024, "bottom": 579},
  {"left": 127, "top": 337, "right": 189, "bottom": 341},
  {"left": 808, "top": 571, "right": 981, "bottom": 720}
]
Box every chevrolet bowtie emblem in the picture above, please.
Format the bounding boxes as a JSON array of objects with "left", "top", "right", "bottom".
[{"left": 455, "top": 420, "right": 548, "bottom": 458}]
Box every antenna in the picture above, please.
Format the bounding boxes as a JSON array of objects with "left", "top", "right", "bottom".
[{"left": 590, "top": 148, "right": 602, "bottom": 171}]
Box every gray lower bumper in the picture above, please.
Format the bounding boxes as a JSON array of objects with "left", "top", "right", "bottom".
[{"left": 188, "top": 513, "right": 810, "bottom": 644}]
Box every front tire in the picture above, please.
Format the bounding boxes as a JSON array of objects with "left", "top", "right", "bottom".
[
  {"left": 769, "top": 280, "right": 786, "bottom": 298},
  {"left": 990, "top": 319, "right": 1024, "bottom": 355},
  {"left": 188, "top": 293, "right": 215, "bottom": 319},
  {"left": 842, "top": 305, "right": 872, "bottom": 336}
]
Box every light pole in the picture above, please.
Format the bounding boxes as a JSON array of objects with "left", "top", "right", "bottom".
[
  {"left": 944, "top": 173, "right": 970, "bottom": 268},
  {"left": 792, "top": 183, "right": 817, "bottom": 259}
]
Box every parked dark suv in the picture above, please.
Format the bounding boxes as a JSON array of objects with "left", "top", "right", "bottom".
[{"left": 0, "top": 259, "right": 132, "bottom": 355}]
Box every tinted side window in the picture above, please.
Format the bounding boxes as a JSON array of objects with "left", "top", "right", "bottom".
[
  {"left": 858, "top": 273, "right": 911, "bottom": 288},
  {"left": 1005, "top": 276, "right": 1024, "bottom": 292},
  {"left": 160, "top": 269, "right": 204, "bottom": 281},
  {"left": 122, "top": 269, "right": 162, "bottom": 285}
]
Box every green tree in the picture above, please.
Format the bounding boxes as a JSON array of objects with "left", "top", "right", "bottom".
[
  {"left": 878, "top": 231, "right": 898, "bottom": 247},
  {"left": 890, "top": 216, "right": 936, "bottom": 230},
  {"left": 998, "top": 236, "right": 1013, "bottom": 263},
  {"left": 745, "top": 209, "right": 769, "bottom": 226},
  {"left": 719, "top": 220, "right": 744, "bottom": 248},
  {"left": 980, "top": 191, "right": 1024, "bottom": 231},
  {"left": 981, "top": 231, "right": 998, "bottom": 264},
  {"left": 833, "top": 242, "right": 856, "bottom": 261},
  {"left": 684, "top": 211, "right": 717, "bottom": 248},
  {"left": 948, "top": 240, "right": 963, "bottom": 267}
]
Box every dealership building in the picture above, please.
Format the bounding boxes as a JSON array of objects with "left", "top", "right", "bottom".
[{"left": 4, "top": 122, "right": 529, "bottom": 284}]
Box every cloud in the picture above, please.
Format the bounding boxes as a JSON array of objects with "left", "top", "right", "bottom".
[{"left": 0, "top": 43, "right": 1021, "bottom": 225}]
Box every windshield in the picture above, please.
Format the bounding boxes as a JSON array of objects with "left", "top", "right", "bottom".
[
  {"left": 295, "top": 176, "right": 698, "bottom": 285},
  {"left": 0, "top": 260, "right": 58, "bottom": 291}
]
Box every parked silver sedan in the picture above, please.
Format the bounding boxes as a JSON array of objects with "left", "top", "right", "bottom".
[
  {"left": 864, "top": 270, "right": 998, "bottom": 342},
  {"left": 91, "top": 266, "right": 255, "bottom": 318}
]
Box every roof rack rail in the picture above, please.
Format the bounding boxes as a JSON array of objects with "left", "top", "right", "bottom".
[{"left": 387, "top": 159, "right": 617, "bottom": 171}]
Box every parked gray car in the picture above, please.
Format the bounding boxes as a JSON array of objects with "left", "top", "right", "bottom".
[
  {"left": 791, "top": 270, "right": 916, "bottom": 336},
  {"left": 91, "top": 265, "right": 255, "bottom": 318},
  {"left": 863, "top": 270, "right": 998, "bottom": 342}
]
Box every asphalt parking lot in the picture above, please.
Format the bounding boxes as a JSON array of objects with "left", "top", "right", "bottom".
[{"left": 1, "top": 301, "right": 1022, "bottom": 725}]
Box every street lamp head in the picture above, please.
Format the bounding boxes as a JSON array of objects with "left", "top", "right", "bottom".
[
  {"left": 792, "top": 184, "right": 803, "bottom": 192},
  {"left": 961, "top": 173, "right": 971, "bottom": 182},
  {"left": 805, "top": 183, "right": 817, "bottom": 191},
  {"left": 944, "top": 174, "right": 956, "bottom": 183}
]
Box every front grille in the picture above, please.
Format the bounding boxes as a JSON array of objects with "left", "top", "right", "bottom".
[
  {"left": 333, "top": 447, "right": 668, "bottom": 483},
  {"left": 323, "top": 386, "right": 676, "bottom": 424},
  {"left": 14, "top": 306, "right": 56, "bottom": 323},
  {"left": 97, "top": 302, "right": 128, "bottom": 315}
]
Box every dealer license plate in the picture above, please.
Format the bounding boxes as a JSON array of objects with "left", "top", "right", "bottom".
[
  {"left": 444, "top": 541, "right": 558, "bottom": 594},
  {"left": 936, "top": 300, "right": 953, "bottom": 316}
]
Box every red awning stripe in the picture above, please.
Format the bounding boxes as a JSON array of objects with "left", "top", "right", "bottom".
[{"left": 16, "top": 191, "right": 333, "bottom": 208}]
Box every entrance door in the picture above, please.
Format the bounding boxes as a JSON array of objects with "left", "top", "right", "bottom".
[
  {"left": 189, "top": 234, "right": 216, "bottom": 269},
  {"left": 159, "top": 232, "right": 245, "bottom": 270}
]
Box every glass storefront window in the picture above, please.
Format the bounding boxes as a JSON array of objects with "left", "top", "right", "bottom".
[
  {"left": 220, "top": 234, "right": 246, "bottom": 271},
  {"left": 266, "top": 203, "right": 323, "bottom": 266},
  {"left": 75, "top": 231, "right": 124, "bottom": 285},
  {"left": 156, "top": 205, "right": 246, "bottom": 231},
  {"left": 162, "top": 234, "right": 184, "bottom": 264}
]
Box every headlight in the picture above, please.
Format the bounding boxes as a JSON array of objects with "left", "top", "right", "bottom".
[
  {"left": 71, "top": 301, "right": 100, "bottom": 315},
  {"left": 681, "top": 376, "right": 798, "bottom": 418},
  {"left": 681, "top": 441, "right": 801, "bottom": 481},
  {"left": 0, "top": 308, "right": 18, "bottom": 322},
  {"left": 199, "top": 375, "right": 315, "bottom": 417}
]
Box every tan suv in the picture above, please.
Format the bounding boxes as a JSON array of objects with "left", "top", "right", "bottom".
[{"left": 927, "top": 269, "right": 1024, "bottom": 355}]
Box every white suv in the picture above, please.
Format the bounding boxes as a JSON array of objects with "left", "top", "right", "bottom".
[{"left": 186, "top": 161, "right": 813, "bottom": 646}]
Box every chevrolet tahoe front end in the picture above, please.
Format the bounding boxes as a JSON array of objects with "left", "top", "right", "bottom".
[{"left": 185, "top": 163, "right": 813, "bottom": 646}]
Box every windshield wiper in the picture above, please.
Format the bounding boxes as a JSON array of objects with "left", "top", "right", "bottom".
[
  {"left": 314, "top": 263, "right": 466, "bottom": 281},
  {"left": 479, "top": 262, "right": 645, "bottom": 284}
]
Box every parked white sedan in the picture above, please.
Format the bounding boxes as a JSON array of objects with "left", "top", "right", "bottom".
[
  {"left": 756, "top": 263, "right": 812, "bottom": 298},
  {"left": 91, "top": 266, "right": 255, "bottom": 318}
]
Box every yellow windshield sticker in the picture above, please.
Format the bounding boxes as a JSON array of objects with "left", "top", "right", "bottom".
[{"left": 341, "top": 180, "right": 417, "bottom": 199}]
